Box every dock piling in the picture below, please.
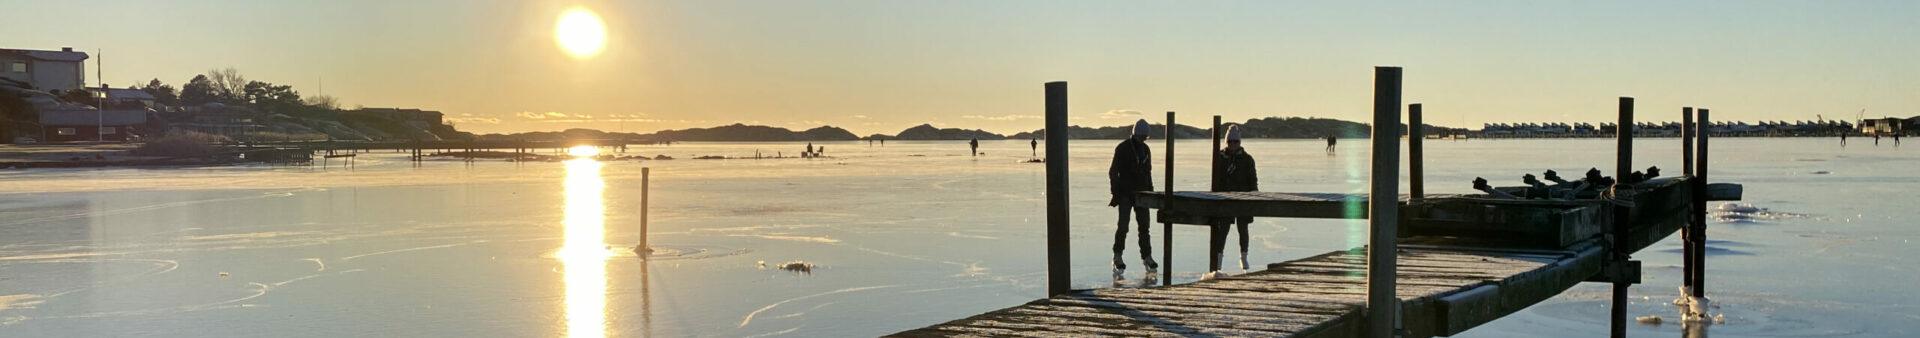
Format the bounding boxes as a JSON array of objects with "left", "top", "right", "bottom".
[
  {"left": 1368, "top": 66, "right": 1403, "bottom": 338},
  {"left": 639, "top": 167, "right": 650, "bottom": 256},
  {"left": 1163, "top": 111, "right": 1175, "bottom": 285},
  {"left": 1044, "top": 81, "right": 1070, "bottom": 297},
  {"left": 1611, "top": 97, "right": 1635, "bottom": 338},
  {"left": 1693, "top": 108, "right": 1709, "bottom": 298},
  {"left": 1209, "top": 115, "right": 1224, "bottom": 272},
  {"left": 1409, "top": 103, "right": 1425, "bottom": 202},
  {"left": 1683, "top": 108, "right": 1694, "bottom": 176},
  {"left": 1681, "top": 107, "right": 1694, "bottom": 290}
]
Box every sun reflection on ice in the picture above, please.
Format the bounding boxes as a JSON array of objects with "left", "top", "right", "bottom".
[
  {"left": 568, "top": 145, "right": 600, "bottom": 158},
  {"left": 559, "top": 158, "right": 609, "bottom": 338}
]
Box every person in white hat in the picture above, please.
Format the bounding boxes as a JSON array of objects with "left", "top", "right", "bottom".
[
  {"left": 1108, "top": 119, "right": 1158, "bottom": 271},
  {"left": 1210, "top": 124, "right": 1259, "bottom": 271}
]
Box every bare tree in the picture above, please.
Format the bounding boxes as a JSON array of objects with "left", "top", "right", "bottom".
[
  {"left": 206, "top": 67, "right": 247, "bottom": 102},
  {"left": 303, "top": 94, "right": 340, "bottom": 110}
]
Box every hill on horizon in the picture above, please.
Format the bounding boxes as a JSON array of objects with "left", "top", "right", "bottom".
[{"left": 474, "top": 116, "right": 1404, "bottom": 142}]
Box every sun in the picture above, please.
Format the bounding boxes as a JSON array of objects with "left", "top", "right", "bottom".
[
  {"left": 555, "top": 7, "right": 607, "bottom": 59},
  {"left": 568, "top": 145, "right": 600, "bottom": 157}
]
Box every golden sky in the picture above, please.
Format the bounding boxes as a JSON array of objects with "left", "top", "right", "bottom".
[{"left": 4, "top": 1, "right": 1914, "bottom": 135}]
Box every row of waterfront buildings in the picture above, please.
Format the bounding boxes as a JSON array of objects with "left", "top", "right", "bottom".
[
  {"left": 1476, "top": 119, "right": 1909, "bottom": 137},
  {"left": 3, "top": 46, "right": 448, "bottom": 143}
]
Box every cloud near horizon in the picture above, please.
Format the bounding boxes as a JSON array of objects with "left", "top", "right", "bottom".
[
  {"left": 961, "top": 114, "right": 1041, "bottom": 121},
  {"left": 516, "top": 111, "right": 570, "bottom": 120},
  {"left": 511, "top": 111, "right": 664, "bottom": 123},
  {"left": 1102, "top": 109, "right": 1142, "bottom": 119},
  {"left": 446, "top": 117, "right": 501, "bottom": 124}
]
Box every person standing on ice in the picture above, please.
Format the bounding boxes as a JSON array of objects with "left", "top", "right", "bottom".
[
  {"left": 1109, "top": 119, "right": 1159, "bottom": 271},
  {"left": 1210, "top": 124, "right": 1258, "bottom": 272},
  {"left": 969, "top": 137, "right": 979, "bottom": 156}
]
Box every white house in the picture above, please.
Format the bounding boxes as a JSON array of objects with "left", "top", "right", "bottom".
[{"left": 0, "top": 47, "right": 88, "bottom": 91}]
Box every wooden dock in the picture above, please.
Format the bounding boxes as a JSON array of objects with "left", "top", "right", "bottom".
[
  {"left": 893, "top": 178, "right": 1724, "bottom": 337},
  {"left": 923, "top": 71, "right": 1733, "bottom": 337}
]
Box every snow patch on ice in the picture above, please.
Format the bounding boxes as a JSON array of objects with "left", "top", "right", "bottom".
[
  {"left": 1713, "top": 202, "right": 1807, "bottom": 223},
  {"left": 945, "top": 232, "right": 999, "bottom": 240},
  {"left": 1636, "top": 315, "right": 1663, "bottom": 325},
  {"left": 0, "top": 294, "right": 45, "bottom": 311},
  {"left": 182, "top": 231, "right": 324, "bottom": 241}
]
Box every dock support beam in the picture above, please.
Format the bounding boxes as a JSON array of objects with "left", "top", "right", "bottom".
[
  {"left": 1693, "top": 109, "right": 1709, "bottom": 299},
  {"left": 1610, "top": 97, "right": 1635, "bottom": 338},
  {"left": 1044, "top": 81, "right": 1071, "bottom": 297},
  {"left": 1408, "top": 103, "right": 1424, "bottom": 202},
  {"left": 1367, "top": 66, "right": 1403, "bottom": 338},
  {"left": 1162, "top": 111, "right": 1175, "bottom": 285}
]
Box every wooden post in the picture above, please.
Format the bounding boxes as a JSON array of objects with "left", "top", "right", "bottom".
[
  {"left": 639, "top": 167, "right": 650, "bottom": 256},
  {"left": 1409, "top": 103, "right": 1424, "bottom": 202},
  {"left": 1611, "top": 97, "right": 1634, "bottom": 338},
  {"left": 1693, "top": 108, "right": 1709, "bottom": 298},
  {"left": 1211, "top": 116, "right": 1223, "bottom": 156},
  {"left": 1682, "top": 108, "right": 1694, "bottom": 176},
  {"left": 1162, "top": 111, "right": 1175, "bottom": 285},
  {"left": 1209, "top": 115, "right": 1223, "bottom": 272},
  {"left": 1044, "top": 81, "right": 1070, "bottom": 297},
  {"left": 1680, "top": 107, "right": 1694, "bottom": 291},
  {"left": 1368, "top": 66, "right": 1402, "bottom": 338}
]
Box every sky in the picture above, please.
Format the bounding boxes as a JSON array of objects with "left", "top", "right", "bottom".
[{"left": 3, "top": 1, "right": 1914, "bottom": 135}]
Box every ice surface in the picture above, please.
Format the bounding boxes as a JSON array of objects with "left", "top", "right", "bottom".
[{"left": 0, "top": 138, "right": 1915, "bottom": 337}]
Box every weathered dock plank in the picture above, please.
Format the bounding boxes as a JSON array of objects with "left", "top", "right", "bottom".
[{"left": 891, "top": 236, "right": 1631, "bottom": 338}]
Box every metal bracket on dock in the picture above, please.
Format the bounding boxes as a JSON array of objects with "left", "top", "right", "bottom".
[{"left": 1586, "top": 260, "right": 1642, "bottom": 284}]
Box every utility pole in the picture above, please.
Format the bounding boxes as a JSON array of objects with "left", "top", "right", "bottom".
[{"left": 96, "top": 49, "right": 104, "bottom": 142}]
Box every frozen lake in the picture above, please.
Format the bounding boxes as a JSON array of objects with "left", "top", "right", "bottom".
[{"left": 0, "top": 138, "right": 1913, "bottom": 337}]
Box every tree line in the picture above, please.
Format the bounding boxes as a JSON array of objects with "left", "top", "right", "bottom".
[{"left": 128, "top": 67, "right": 339, "bottom": 116}]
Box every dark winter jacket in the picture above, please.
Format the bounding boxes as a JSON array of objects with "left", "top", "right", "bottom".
[
  {"left": 1109, "top": 138, "right": 1154, "bottom": 197},
  {"left": 1212, "top": 147, "right": 1258, "bottom": 192}
]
